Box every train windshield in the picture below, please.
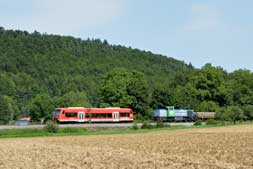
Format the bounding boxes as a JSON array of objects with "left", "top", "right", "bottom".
[{"left": 54, "top": 110, "right": 61, "bottom": 117}]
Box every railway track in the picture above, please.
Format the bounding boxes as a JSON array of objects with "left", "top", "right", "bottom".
[{"left": 0, "top": 122, "right": 194, "bottom": 130}]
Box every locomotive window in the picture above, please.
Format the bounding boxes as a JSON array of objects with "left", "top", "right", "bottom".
[
  {"left": 54, "top": 110, "right": 61, "bottom": 117},
  {"left": 120, "top": 113, "right": 130, "bottom": 117},
  {"left": 86, "top": 113, "right": 112, "bottom": 118},
  {"left": 65, "top": 112, "right": 77, "bottom": 118}
]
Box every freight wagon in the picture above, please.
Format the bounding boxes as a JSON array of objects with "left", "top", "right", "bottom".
[
  {"left": 153, "top": 106, "right": 195, "bottom": 122},
  {"left": 195, "top": 112, "right": 216, "bottom": 120},
  {"left": 52, "top": 107, "right": 134, "bottom": 123}
]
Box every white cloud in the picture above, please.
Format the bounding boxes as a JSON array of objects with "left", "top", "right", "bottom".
[
  {"left": 184, "top": 3, "right": 223, "bottom": 32},
  {"left": 1, "top": 0, "right": 124, "bottom": 34}
]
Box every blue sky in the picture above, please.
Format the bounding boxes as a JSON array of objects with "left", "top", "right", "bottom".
[{"left": 0, "top": 0, "right": 252, "bottom": 72}]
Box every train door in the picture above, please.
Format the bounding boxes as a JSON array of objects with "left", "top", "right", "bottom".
[
  {"left": 113, "top": 112, "right": 119, "bottom": 122},
  {"left": 78, "top": 112, "right": 85, "bottom": 122}
]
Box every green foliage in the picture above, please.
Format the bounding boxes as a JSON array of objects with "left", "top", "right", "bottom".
[
  {"left": 100, "top": 68, "right": 132, "bottom": 107},
  {"left": 126, "top": 71, "right": 150, "bottom": 115},
  {"left": 197, "top": 101, "right": 219, "bottom": 112},
  {"left": 100, "top": 68, "right": 150, "bottom": 116},
  {"left": 174, "top": 84, "right": 198, "bottom": 109},
  {"left": 156, "top": 120, "right": 164, "bottom": 128},
  {"left": 242, "top": 105, "right": 253, "bottom": 121},
  {"left": 54, "top": 91, "right": 90, "bottom": 108},
  {"left": 228, "top": 70, "right": 253, "bottom": 106},
  {"left": 44, "top": 121, "right": 59, "bottom": 133},
  {"left": 219, "top": 120, "right": 226, "bottom": 126},
  {"left": 0, "top": 28, "right": 194, "bottom": 121},
  {"left": 133, "top": 114, "right": 144, "bottom": 122},
  {"left": 141, "top": 121, "right": 153, "bottom": 129},
  {"left": 215, "top": 107, "right": 226, "bottom": 120},
  {"left": 132, "top": 123, "right": 139, "bottom": 130},
  {"left": 29, "top": 94, "right": 54, "bottom": 121},
  {"left": 151, "top": 86, "right": 175, "bottom": 109},
  {"left": 0, "top": 95, "right": 18, "bottom": 124},
  {"left": 206, "top": 119, "right": 218, "bottom": 125},
  {"left": 0, "top": 73, "right": 15, "bottom": 96},
  {"left": 1, "top": 28, "right": 253, "bottom": 123},
  {"left": 222, "top": 106, "right": 244, "bottom": 124},
  {"left": 0, "top": 128, "right": 46, "bottom": 137},
  {"left": 194, "top": 120, "right": 202, "bottom": 126},
  {"left": 133, "top": 113, "right": 151, "bottom": 122},
  {"left": 60, "top": 127, "right": 87, "bottom": 133}
]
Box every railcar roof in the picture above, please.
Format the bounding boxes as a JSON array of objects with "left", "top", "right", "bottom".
[{"left": 55, "top": 107, "right": 132, "bottom": 111}]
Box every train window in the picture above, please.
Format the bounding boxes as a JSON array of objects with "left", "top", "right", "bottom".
[
  {"left": 86, "top": 113, "right": 112, "bottom": 118},
  {"left": 120, "top": 113, "right": 130, "bottom": 117},
  {"left": 65, "top": 112, "right": 77, "bottom": 118}
]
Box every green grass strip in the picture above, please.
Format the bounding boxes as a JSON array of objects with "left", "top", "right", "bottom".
[{"left": 0, "top": 122, "right": 252, "bottom": 139}]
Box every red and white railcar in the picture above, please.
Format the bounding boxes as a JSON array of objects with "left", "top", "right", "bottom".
[{"left": 52, "top": 107, "right": 134, "bottom": 123}]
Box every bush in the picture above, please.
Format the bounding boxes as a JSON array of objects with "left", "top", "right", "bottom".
[
  {"left": 8, "top": 120, "right": 15, "bottom": 125},
  {"left": 219, "top": 120, "right": 226, "bottom": 126},
  {"left": 132, "top": 123, "right": 139, "bottom": 130},
  {"left": 134, "top": 114, "right": 150, "bottom": 122},
  {"left": 44, "top": 121, "right": 59, "bottom": 133},
  {"left": 206, "top": 119, "right": 218, "bottom": 125},
  {"left": 141, "top": 121, "right": 153, "bottom": 129},
  {"left": 164, "top": 123, "right": 171, "bottom": 128},
  {"left": 0, "top": 120, "right": 6, "bottom": 125},
  {"left": 156, "top": 120, "right": 164, "bottom": 128},
  {"left": 194, "top": 120, "right": 202, "bottom": 126}
]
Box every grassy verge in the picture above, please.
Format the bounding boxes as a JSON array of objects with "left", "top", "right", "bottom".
[
  {"left": 0, "top": 122, "right": 252, "bottom": 139},
  {"left": 0, "top": 125, "right": 190, "bottom": 138}
]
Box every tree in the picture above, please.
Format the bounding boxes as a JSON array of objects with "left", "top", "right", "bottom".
[
  {"left": 174, "top": 84, "right": 199, "bottom": 110},
  {"left": 0, "top": 73, "right": 15, "bottom": 96},
  {"left": 100, "top": 68, "right": 132, "bottom": 107},
  {"left": 61, "top": 91, "right": 90, "bottom": 107},
  {"left": 191, "top": 64, "right": 226, "bottom": 103},
  {"left": 100, "top": 68, "right": 150, "bottom": 116},
  {"left": 151, "top": 86, "right": 175, "bottom": 109},
  {"left": 217, "top": 82, "right": 234, "bottom": 107},
  {"left": 242, "top": 105, "right": 253, "bottom": 121},
  {"left": 197, "top": 101, "right": 219, "bottom": 112},
  {"left": 126, "top": 70, "right": 150, "bottom": 116},
  {"left": 228, "top": 69, "right": 253, "bottom": 106},
  {"left": 0, "top": 95, "right": 18, "bottom": 124},
  {"left": 12, "top": 73, "right": 41, "bottom": 116},
  {"left": 29, "top": 94, "right": 54, "bottom": 121},
  {"left": 222, "top": 106, "right": 244, "bottom": 124}
]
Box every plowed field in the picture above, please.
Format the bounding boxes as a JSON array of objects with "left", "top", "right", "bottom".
[{"left": 0, "top": 125, "right": 253, "bottom": 169}]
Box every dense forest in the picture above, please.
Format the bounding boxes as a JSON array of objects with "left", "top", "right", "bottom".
[{"left": 0, "top": 27, "right": 253, "bottom": 123}]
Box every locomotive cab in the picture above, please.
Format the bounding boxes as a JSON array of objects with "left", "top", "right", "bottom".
[{"left": 53, "top": 109, "right": 61, "bottom": 121}]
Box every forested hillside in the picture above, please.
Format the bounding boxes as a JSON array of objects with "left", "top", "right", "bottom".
[
  {"left": 0, "top": 27, "right": 193, "bottom": 122},
  {"left": 0, "top": 27, "right": 253, "bottom": 123}
]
